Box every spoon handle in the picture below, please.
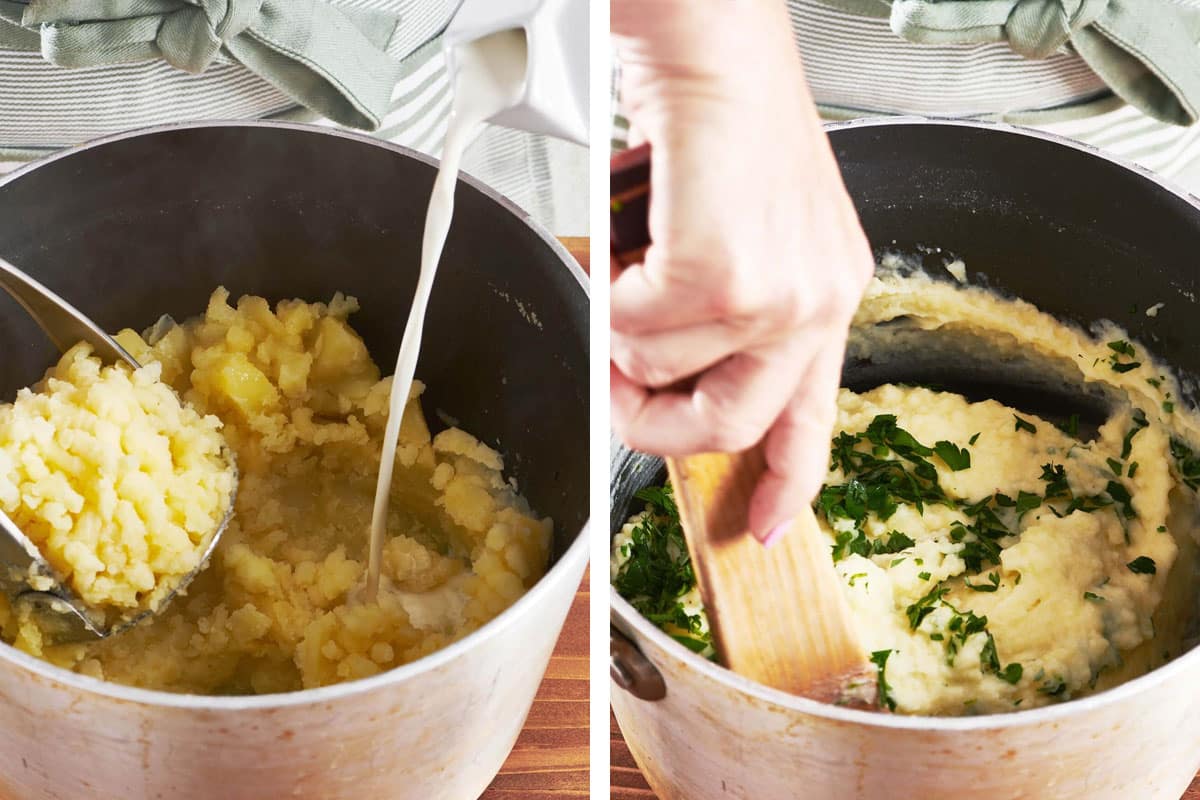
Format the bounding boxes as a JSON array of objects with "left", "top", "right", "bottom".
[{"left": 0, "top": 257, "right": 138, "bottom": 367}]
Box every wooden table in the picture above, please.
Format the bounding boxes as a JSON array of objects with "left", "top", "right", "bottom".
[
  {"left": 612, "top": 707, "right": 1200, "bottom": 798},
  {"left": 479, "top": 237, "right": 590, "bottom": 798}
]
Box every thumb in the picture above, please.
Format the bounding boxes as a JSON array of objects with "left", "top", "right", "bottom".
[{"left": 747, "top": 342, "right": 845, "bottom": 544}]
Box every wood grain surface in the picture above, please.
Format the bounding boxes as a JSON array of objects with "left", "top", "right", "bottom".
[
  {"left": 481, "top": 568, "right": 589, "bottom": 798},
  {"left": 479, "top": 237, "right": 590, "bottom": 798}
]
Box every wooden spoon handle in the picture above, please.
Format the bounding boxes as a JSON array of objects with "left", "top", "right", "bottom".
[
  {"left": 668, "top": 451, "right": 875, "bottom": 704},
  {"left": 611, "top": 143, "right": 876, "bottom": 705}
]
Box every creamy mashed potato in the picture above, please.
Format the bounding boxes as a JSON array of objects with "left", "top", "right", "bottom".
[
  {"left": 0, "top": 289, "right": 551, "bottom": 693},
  {"left": 613, "top": 269, "right": 1200, "bottom": 716},
  {"left": 0, "top": 345, "right": 234, "bottom": 619}
]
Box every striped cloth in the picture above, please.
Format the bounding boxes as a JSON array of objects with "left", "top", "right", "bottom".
[
  {"left": 0, "top": 0, "right": 585, "bottom": 235},
  {"left": 613, "top": 0, "right": 1200, "bottom": 195}
]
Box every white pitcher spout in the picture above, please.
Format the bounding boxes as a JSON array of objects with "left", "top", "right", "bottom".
[{"left": 444, "top": 0, "right": 589, "bottom": 146}]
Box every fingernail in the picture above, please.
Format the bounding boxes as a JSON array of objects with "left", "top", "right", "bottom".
[{"left": 760, "top": 522, "right": 789, "bottom": 548}]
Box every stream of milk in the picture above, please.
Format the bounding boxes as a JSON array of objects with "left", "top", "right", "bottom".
[{"left": 365, "top": 30, "right": 529, "bottom": 599}]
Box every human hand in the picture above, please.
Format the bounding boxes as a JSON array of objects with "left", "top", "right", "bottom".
[{"left": 610, "top": 0, "right": 875, "bottom": 544}]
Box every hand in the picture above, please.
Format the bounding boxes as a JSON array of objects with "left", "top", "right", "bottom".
[{"left": 610, "top": 0, "right": 874, "bottom": 544}]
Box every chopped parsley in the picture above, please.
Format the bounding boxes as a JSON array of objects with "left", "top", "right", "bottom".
[
  {"left": 1056, "top": 414, "right": 1080, "bottom": 437},
  {"left": 1107, "top": 340, "right": 1141, "bottom": 373},
  {"left": 1013, "top": 415, "right": 1037, "bottom": 434},
  {"left": 965, "top": 572, "right": 1000, "bottom": 592},
  {"left": 1084, "top": 592, "right": 1104, "bottom": 602},
  {"left": 969, "top": 432, "right": 981, "bottom": 445},
  {"left": 611, "top": 485, "right": 714, "bottom": 658},
  {"left": 876, "top": 530, "right": 917, "bottom": 554},
  {"left": 1170, "top": 437, "right": 1200, "bottom": 490},
  {"left": 1127, "top": 556, "right": 1157, "bottom": 575},
  {"left": 1039, "top": 676, "right": 1067, "bottom": 696},
  {"left": 869, "top": 649, "right": 896, "bottom": 711},
  {"left": 934, "top": 440, "right": 971, "bottom": 471},
  {"left": 906, "top": 584, "right": 949, "bottom": 630},
  {"left": 1121, "top": 409, "right": 1148, "bottom": 460}
]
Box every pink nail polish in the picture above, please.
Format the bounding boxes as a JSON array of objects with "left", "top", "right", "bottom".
[{"left": 760, "top": 522, "right": 788, "bottom": 548}]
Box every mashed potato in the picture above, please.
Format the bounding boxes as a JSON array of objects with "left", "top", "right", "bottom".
[
  {"left": 0, "top": 289, "right": 551, "bottom": 693},
  {"left": 0, "top": 345, "right": 234, "bottom": 620},
  {"left": 613, "top": 269, "right": 1200, "bottom": 716}
]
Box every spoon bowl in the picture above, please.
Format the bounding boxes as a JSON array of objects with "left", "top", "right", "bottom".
[{"left": 0, "top": 256, "right": 238, "bottom": 640}]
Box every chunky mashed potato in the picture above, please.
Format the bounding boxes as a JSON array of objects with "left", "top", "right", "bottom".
[
  {"left": 0, "top": 345, "right": 234, "bottom": 619},
  {"left": 0, "top": 289, "right": 551, "bottom": 693},
  {"left": 613, "top": 269, "right": 1200, "bottom": 716}
]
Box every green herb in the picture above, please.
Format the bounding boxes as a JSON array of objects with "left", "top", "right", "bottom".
[
  {"left": 819, "top": 416, "right": 956, "bottom": 560},
  {"left": 966, "top": 572, "right": 1000, "bottom": 592},
  {"left": 1106, "top": 480, "right": 1136, "bottom": 519},
  {"left": 1127, "top": 556, "right": 1157, "bottom": 575},
  {"left": 1106, "top": 457, "right": 1123, "bottom": 476},
  {"left": 848, "top": 573, "right": 867, "bottom": 587},
  {"left": 1014, "top": 415, "right": 1037, "bottom": 434},
  {"left": 1128, "top": 462, "right": 1139, "bottom": 478},
  {"left": 906, "top": 584, "right": 949, "bottom": 630},
  {"left": 612, "top": 485, "right": 715, "bottom": 659},
  {"left": 1040, "top": 463, "right": 1070, "bottom": 498},
  {"left": 870, "top": 649, "right": 897, "bottom": 711},
  {"left": 890, "top": 557, "right": 906, "bottom": 567},
  {"left": 1164, "top": 400, "right": 1175, "bottom": 413},
  {"left": 1014, "top": 491, "right": 1042, "bottom": 516},
  {"left": 873, "top": 530, "right": 916, "bottom": 555},
  {"left": 1107, "top": 340, "right": 1141, "bottom": 373},
  {"left": 918, "top": 571, "right": 931, "bottom": 581},
  {"left": 934, "top": 440, "right": 971, "bottom": 471},
  {"left": 1170, "top": 437, "right": 1200, "bottom": 490},
  {"left": 1084, "top": 592, "right": 1104, "bottom": 602},
  {"left": 1056, "top": 414, "right": 1080, "bottom": 437},
  {"left": 1039, "top": 677, "right": 1067, "bottom": 696},
  {"left": 944, "top": 608, "right": 989, "bottom": 665},
  {"left": 1121, "top": 409, "right": 1148, "bottom": 460},
  {"left": 1148, "top": 377, "right": 1162, "bottom": 389},
  {"left": 998, "top": 662, "right": 1023, "bottom": 684},
  {"left": 1157, "top": 525, "right": 1167, "bottom": 533},
  {"left": 831, "top": 529, "right": 873, "bottom": 562},
  {"left": 969, "top": 432, "right": 981, "bottom": 445}
]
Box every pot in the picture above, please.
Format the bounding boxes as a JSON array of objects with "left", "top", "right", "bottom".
[
  {"left": 0, "top": 121, "right": 590, "bottom": 800},
  {"left": 610, "top": 118, "right": 1200, "bottom": 800}
]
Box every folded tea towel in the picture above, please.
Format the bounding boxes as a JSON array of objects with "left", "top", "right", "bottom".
[
  {"left": 0, "top": 0, "right": 402, "bottom": 129},
  {"left": 811, "top": 0, "right": 1200, "bottom": 125}
]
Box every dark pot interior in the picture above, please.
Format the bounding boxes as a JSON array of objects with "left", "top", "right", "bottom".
[
  {"left": 0, "top": 122, "right": 589, "bottom": 559},
  {"left": 613, "top": 119, "right": 1200, "bottom": 536}
]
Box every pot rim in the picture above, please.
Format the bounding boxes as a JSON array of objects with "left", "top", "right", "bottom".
[
  {"left": 611, "top": 114, "right": 1200, "bottom": 731},
  {"left": 0, "top": 119, "right": 592, "bottom": 709}
]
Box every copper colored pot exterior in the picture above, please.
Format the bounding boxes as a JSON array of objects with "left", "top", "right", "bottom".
[{"left": 0, "top": 122, "right": 590, "bottom": 799}]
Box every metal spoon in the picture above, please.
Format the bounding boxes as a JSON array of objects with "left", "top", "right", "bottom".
[{"left": 0, "top": 257, "right": 237, "bottom": 641}]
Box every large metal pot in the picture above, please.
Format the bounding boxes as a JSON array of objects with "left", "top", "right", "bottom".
[
  {"left": 610, "top": 118, "right": 1200, "bottom": 800},
  {"left": 0, "top": 121, "right": 590, "bottom": 800}
]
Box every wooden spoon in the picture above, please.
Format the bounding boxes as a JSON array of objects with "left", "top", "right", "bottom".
[{"left": 612, "top": 143, "right": 877, "bottom": 705}]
